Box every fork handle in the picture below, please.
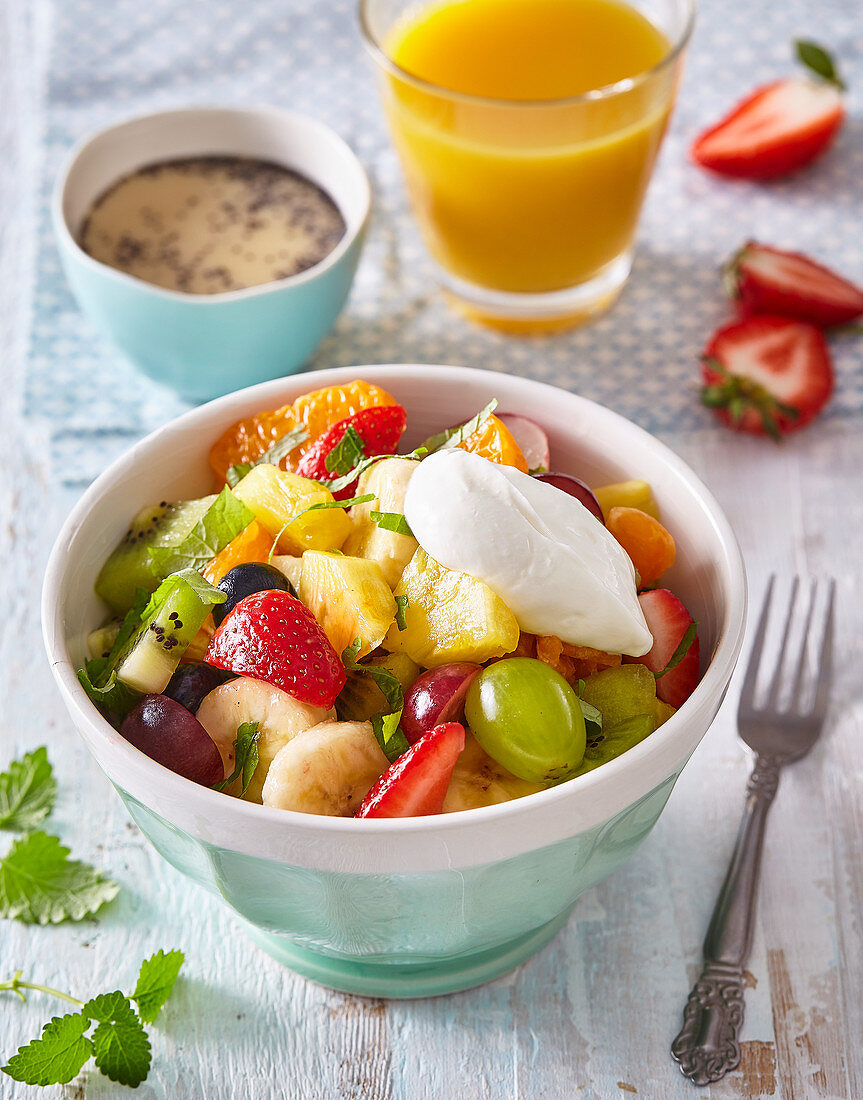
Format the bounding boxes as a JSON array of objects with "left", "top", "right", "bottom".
[{"left": 671, "top": 755, "right": 781, "bottom": 1085}]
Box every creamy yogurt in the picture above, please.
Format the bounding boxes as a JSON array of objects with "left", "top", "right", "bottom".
[{"left": 404, "top": 449, "right": 653, "bottom": 656}]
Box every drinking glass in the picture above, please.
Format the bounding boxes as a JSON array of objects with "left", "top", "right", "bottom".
[{"left": 360, "top": 0, "right": 694, "bottom": 332}]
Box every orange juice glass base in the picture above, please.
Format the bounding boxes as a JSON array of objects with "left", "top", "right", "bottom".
[{"left": 361, "top": 0, "right": 694, "bottom": 332}]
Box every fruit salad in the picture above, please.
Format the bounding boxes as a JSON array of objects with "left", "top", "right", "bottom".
[{"left": 79, "top": 380, "right": 700, "bottom": 819}]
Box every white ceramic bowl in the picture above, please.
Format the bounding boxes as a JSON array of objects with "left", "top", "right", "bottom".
[
  {"left": 53, "top": 107, "right": 371, "bottom": 401},
  {"left": 42, "top": 365, "right": 746, "bottom": 997}
]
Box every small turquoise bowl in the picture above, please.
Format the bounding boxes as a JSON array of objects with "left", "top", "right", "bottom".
[
  {"left": 42, "top": 366, "right": 746, "bottom": 998},
  {"left": 52, "top": 107, "right": 371, "bottom": 402}
]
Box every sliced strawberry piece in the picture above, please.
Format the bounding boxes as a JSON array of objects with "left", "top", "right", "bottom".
[
  {"left": 356, "top": 722, "right": 466, "bottom": 818},
  {"left": 629, "top": 590, "right": 699, "bottom": 709},
  {"left": 700, "top": 315, "right": 833, "bottom": 439},
  {"left": 296, "top": 405, "right": 407, "bottom": 500},
  {"left": 692, "top": 78, "right": 844, "bottom": 180},
  {"left": 205, "top": 590, "right": 346, "bottom": 708},
  {"left": 724, "top": 241, "right": 863, "bottom": 327}
]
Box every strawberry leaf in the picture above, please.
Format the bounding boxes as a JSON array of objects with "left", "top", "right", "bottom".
[
  {"left": 0, "top": 748, "right": 56, "bottom": 833},
  {"left": 795, "top": 39, "right": 845, "bottom": 90},
  {"left": 131, "top": 949, "right": 185, "bottom": 1024},
  {"left": 2, "top": 1012, "right": 93, "bottom": 1085}
]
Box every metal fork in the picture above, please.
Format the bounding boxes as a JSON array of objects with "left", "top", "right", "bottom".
[{"left": 671, "top": 575, "right": 836, "bottom": 1086}]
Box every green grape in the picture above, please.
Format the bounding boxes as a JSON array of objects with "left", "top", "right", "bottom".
[
  {"left": 464, "top": 658, "right": 586, "bottom": 784},
  {"left": 573, "top": 713, "right": 656, "bottom": 777}
]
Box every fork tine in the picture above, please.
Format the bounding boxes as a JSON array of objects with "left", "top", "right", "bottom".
[
  {"left": 810, "top": 578, "right": 836, "bottom": 721},
  {"left": 738, "top": 575, "right": 775, "bottom": 712},
  {"left": 789, "top": 579, "right": 817, "bottom": 709},
  {"left": 765, "top": 576, "right": 800, "bottom": 709}
]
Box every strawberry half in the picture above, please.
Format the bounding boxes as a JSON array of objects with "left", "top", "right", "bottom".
[
  {"left": 356, "top": 722, "right": 466, "bottom": 818},
  {"left": 724, "top": 241, "right": 863, "bottom": 327},
  {"left": 629, "top": 590, "right": 699, "bottom": 709},
  {"left": 296, "top": 405, "right": 407, "bottom": 500},
  {"left": 691, "top": 42, "right": 845, "bottom": 180},
  {"left": 205, "top": 590, "right": 346, "bottom": 708},
  {"left": 700, "top": 315, "right": 833, "bottom": 439}
]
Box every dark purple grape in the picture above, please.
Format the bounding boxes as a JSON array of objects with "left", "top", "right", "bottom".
[
  {"left": 120, "top": 694, "right": 224, "bottom": 786},
  {"left": 534, "top": 473, "right": 604, "bottom": 524},
  {"left": 402, "top": 663, "right": 482, "bottom": 745},
  {"left": 165, "top": 662, "right": 232, "bottom": 714},
  {"left": 213, "top": 562, "right": 294, "bottom": 627}
]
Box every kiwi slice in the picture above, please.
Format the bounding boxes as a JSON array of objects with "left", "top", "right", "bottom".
[
  {"left": 95, "top": 497, "right": 216, "bottom": 614},
  {"left": 115, "top": 571, "right": 224, "bottom": 695},
  {"left": 86, "top": 621, "right": 122, "bottom": 661}
]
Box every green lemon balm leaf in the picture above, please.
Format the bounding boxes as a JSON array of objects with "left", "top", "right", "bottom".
[
  {"left": 2, "top": 1011, "right": 93, "bottom": 1086},
  {"left": 370, "top": 511, "right": 414, "bottom": 537},
  {"left": 342, "top": 641, "right": 409, "bottom": 763},
  {"left": 420, "top": 399, "right": 498, "bottom": 454},
  {"left": 85, "top": 992, "right": 151, "bottom": 1087},
  {"left": 324, "top": 425, "right": 366, "bottom": 476},
  {"left": 578, "top": 698, "right": 603, "bottom": 730},
  {"left": 395, "top": 594, "right": 409, "bottom": 632},
  {"left": 0, "top": 832, "right": 119, "bottom": 925},
  {"left": 0, "top": 748, "right": 56, "bottom": 832},
  {"left": 131, "top": 949, "right": 185, "bottom": 1024},
  {"left": 148, "top": 487, "right": 254, "bottom": 575},
  {"left": 214, "top": 722, "right": 260, "bottom": 795},
  {"left": 226, "top": 463, "right": 252, "bottom": 488},
  {"left": 256, "top": 426, "right": 310, "bottom": 469},
  {"left": 655, "top": 621, "right": 698, "bottom": 680}
]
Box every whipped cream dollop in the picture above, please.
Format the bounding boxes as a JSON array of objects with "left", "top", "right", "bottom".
[{"left": 403, "top": 449, "right": 653, "bottom": 657}]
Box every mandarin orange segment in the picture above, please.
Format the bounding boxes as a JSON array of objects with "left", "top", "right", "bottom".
[
  {"left": 606, "top": 506, "right": 676, "bottom": 585},
  {"left": 208, "top": 381, "right": 399, "bottom": 483},
  {"left": 201, "top": 520, "right": 276, "bottom": 586},
  {"left": 457, "top": 414, "right": 528, "bottom": 472}
]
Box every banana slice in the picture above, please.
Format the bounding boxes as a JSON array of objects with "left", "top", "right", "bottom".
[
  {"left": 261, "top": 720, "right": 388, "bottom": 816},
  {"left": 197, "top": 676, "right": 333, "bottom": 803},
  {"left": 443, "top": 733, "right": 544, "bottom": 812}
]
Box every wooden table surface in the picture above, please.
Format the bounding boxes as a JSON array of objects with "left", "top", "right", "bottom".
[{"left": 2, "top": 1, "right": 861, "bottom": 1097}]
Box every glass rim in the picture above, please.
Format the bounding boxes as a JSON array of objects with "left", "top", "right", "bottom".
[{"left": 358, "top": 0, "right": 696, "bottom": 109}]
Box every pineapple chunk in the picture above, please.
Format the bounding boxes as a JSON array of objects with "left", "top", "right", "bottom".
[
  {"left": 299, "top": 550, "right": 397, "bottom": 658},
  {"left": 270, "top": 555, "right": 304, "bottom": 592},
  {"left": 594, "top": 479, "right": 659, "bottom": 520},
  {"left": 343, "top": 458, "right": 420, "bottom": 588},
  {"left": 232, "top": 464, "right": 351, "bottom": 555},
  {"left": 384, "top": 547, "right": 519, "bottom": 667}
]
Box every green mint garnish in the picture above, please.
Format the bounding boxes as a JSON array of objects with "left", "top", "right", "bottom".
[
  {"left": 147, "top": 487, "right": 254, "bottom": 575},
  {"left": 324, "top": 425, "right": 366, "bottom": 477},
  {"left": 213, "top": 722, "right": 261, "bottom": 796},
  {"left": 0, "top": 748, "right": 56, "bottom": 833},
  {"left": 370, "top": 511, "right": 414, "bottom": 537},
  {"left": 341, "top": 640, "right": 410, "bottom": 763}
]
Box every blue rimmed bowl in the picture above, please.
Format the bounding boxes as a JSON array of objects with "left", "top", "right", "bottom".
[
  {"left": 53, "top": 107, "right": 371, "bottom": 402},
  {"left": 42, "top": 364, "right": 746, "bottom": 997}
]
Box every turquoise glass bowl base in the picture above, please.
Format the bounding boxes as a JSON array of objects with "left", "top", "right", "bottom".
[{"left": 118, "top": 771, "right": 679, "bottom": 997}]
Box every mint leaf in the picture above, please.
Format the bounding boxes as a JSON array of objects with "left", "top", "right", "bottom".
[
  {"left": 795, "top": 39, "right": 845, "bottom": 89},
  {"left": 214, "top": 722, "right": 260, "bottom": 796},
  {"left": 325, "top": 451, "right": 426, "bottom": 495},
  {"left": 324, "top": 425, "right": 366, "bottom": 476},
  {"left": 2, "top": 1011, "right": 93, "bottom": 1085},
  {"left": 578, "top": 698, "right": 603, "bottom": 731},
  {"left": 395, "top": 594, "right": 409, "bottom": 632},
  {"left": 0, "top": 748, "right": 56, "bottom": 832},
  {"left": 131, "top": 949, "right": 185, "bottom": 1024},
  {"left": 0, "top": 832, "right": 119, "bottom": 924},
  {"left": 342, "top": 641, "right": 410, "bottom": 763},
  {"left": 370, "top": 511, "right": 414, "bottom": 537},
  {"left": 226, "top": 463, "right": 252, "bottom": 488},
  {"left": 85, "top": 992, "right": 151, "bottom": 1087},
  {"left": 148, "top": 487, "right": 254, "bottom": 575},
  {"left": 266, "top": 495, "right": 374, "bottom": 562},
  {"left": 655, "top": 621, "right": 698, "bottom": 680},
  {"left": 420, "top": 400, "right": 498, "bottom": 454},
  {"left": 77, "top": 665, "right": 141, "bottom": 720}
]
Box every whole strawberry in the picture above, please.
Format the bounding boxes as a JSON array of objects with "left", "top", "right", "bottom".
[
  {"left": 205, "top": 590, "right": 346, "bottom": 708},
  {"left": 297, "top": 405, "right": 407, "bottom": 500}
]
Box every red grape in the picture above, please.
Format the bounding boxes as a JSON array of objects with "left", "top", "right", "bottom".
[
  {"left": 120, "top": 694, "right": 224, "bottom": 786},
  {"left": 498, "top": 414, "right": 550, "bottom": 470},
  {"left": 402, "top": 663, "right": 482, "bottom": 744},
  {"left": 534, "top": 473, "right": 604, "bottom": 523}
]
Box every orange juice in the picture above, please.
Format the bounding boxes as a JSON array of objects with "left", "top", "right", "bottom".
[{"left": 382, "top": 0, "right": 674, "bottom": 296}]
